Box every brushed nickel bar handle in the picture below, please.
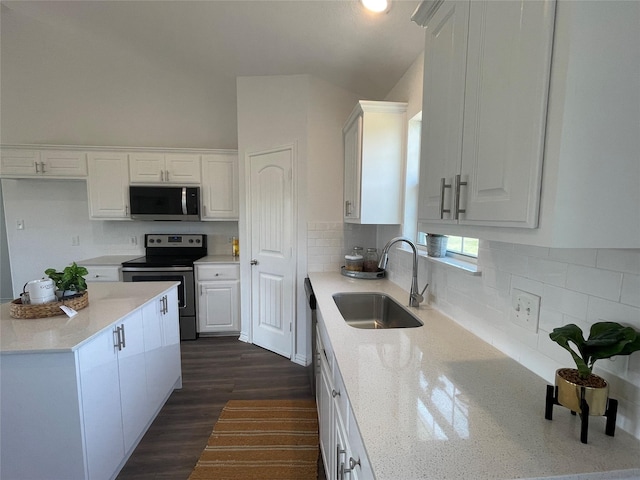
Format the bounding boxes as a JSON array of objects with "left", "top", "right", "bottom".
[
  {"left": 454, "top": 174, "right": 467, "bottom": 220},
  {"left": 35, "top": 161, "right": 40, "bottom": 173},
  {"left": 439, "top": 177, "right": 452, "bottom": 219},
  {"left": 40, "top": 162, "right": 46, "bottom": 173},
  {"left": 345, "top": 200, "right": 351, "bottom": 217}
]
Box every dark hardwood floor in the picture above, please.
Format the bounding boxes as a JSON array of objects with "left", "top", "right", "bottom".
[{"left": 117, "top": 336, "right": 323, "bottom": 480}]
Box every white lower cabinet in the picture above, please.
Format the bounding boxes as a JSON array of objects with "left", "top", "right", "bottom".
[
  {"left": 196, "top": 264, "right": 240, "bottom": 334},
  {"left": 0, "top": 287, "right": 181, "bottom": 480},
  {"left": 316, "top": 322, "right": 373, "bottom": 480},
  {"left": 78, "top": 326, "right": 126, "bottom": 480}
]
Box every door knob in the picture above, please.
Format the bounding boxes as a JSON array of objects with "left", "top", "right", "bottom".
[{"left": 250, "top": 259, "right": 259, "bottom": 265}]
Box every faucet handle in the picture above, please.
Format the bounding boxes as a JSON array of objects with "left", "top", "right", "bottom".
[{"left": 410, "top": 284, "right": 429, "bottom": 306}]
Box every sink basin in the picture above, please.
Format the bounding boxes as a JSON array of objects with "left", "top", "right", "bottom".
[{"left": 332, "top": 293, "right": 423, "bottom": 329}]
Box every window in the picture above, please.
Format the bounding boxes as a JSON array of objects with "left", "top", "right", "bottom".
[{"left": 445, "top": 236, "right": 478, "bottom": 258}]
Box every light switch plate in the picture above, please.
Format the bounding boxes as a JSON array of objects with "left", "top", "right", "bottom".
[{"left": 511, "top": 289, "right": 541, "bottom": 333}]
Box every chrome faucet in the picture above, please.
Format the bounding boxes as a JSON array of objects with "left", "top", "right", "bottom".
[{"left": 378, "top": 236, "right": 428, "bottom": 307}]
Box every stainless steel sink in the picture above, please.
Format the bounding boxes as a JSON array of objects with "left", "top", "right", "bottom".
[{"left": 332, "top": 293, "right": 423, "bottom": 329}]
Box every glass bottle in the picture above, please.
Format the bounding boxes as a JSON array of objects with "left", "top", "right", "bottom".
[
  {"left": 345, "top": 246, "right": 364, "bottom": 272},
  {"left": 363, "top": 248, "right": 379, "bottom": 272}
]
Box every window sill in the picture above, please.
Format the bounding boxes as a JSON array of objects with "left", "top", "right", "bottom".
[
  {"left": 423, "top": 253, "right": 481, "bottom": 275},
  {"left": 394, "top": 245, "right": 481, "bottom": 275}
]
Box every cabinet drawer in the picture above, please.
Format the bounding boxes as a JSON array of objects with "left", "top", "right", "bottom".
[
  {"left": 85, "top": 266, "right": 121, "bottom": 282},
  {"left": 196, "top": 264, "right": 239, "bottom": 281}
]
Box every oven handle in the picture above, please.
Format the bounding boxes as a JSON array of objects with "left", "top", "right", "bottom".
[{"left": 122, "top": 266, "right": 194, "bottom": 272}]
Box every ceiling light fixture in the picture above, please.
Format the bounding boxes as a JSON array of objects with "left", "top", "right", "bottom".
[{"left": 360, "top": 0, "right": 391, "bottom": 14}]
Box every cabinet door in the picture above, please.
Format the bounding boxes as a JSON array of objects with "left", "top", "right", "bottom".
[
  {"left": 87, "top": 152, "right": 130, "bottom": 219},
  {"left": 117, "top": 310, "right": 149, "bottom": 453},
  {"left": 165, "top": 153, "right": 201, "bottom": 184},
  {"left": 0, "top": 149, "right": 40, "bottom": 175},
  {"left": 41, "top": 150, "right": 87, "bottom": 176},
  {"left": 78, "top": 326, "right": 125, "bottom": 480},
  {"left": 343, "top": 115, "right": 362, "bottom": 221},
  {"left": 160, "top": 289, "right": 182, "bottom": 392},
  {"left": 417, "top": 0, "right": 469, "bottom": 223},
  {"left": 317, "top": 332, "right": 335, "bottom": 480},
  {"left": 129, "top": 152, "right": 164, "bottom": 183},
  {"left": 460, "top": 0, "right": 554, "bottom": 227},
  {"left": 201, "top": 153, "right": 239, "bottom": 219},
  {"left": 142, "top": 299, "right": 166, "bottom": 412},
  {"left": 197, "top": 280, "right": 240, "bottom": 333}
]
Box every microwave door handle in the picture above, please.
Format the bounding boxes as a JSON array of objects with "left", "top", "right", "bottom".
[{"left": 181, "top": 187, "right": 188, "bottom": 215}]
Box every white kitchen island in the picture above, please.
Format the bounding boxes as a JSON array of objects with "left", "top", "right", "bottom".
[
  {"left": 309, "top": 272, "right": 640, "bottom": 480},
  {"left": 0, "top": 281, "right": 181, "bottom": 480}
]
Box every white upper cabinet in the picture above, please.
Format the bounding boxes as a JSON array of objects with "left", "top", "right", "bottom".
[
  {"left": 129, "top": 152, "right": 201, "bottom": 184},
  {"left": 201, "top": 152, "right": 239, "bottom": 220},
  {"left": 418, "top": 0, "right": 640, "bottom": 247},
  {"left": 1, "top": 148, "right": 87, "bottom": 178},
  {"left": 418, "top": 0, "right": 554, "bottom": 228},
  {"left": 87, "top": 152, "right": 130, "bottom": 220},
  {"left": 343, "top": 101, "right": 407, "bottom": 224}
]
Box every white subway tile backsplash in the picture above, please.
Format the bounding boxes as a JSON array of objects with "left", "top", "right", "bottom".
[
  {"left": 587, "top": 296, "right": 640, "bottom": 329},
  {"left": 596, "top": 249, "right": 640, "bottom": 275},
  {"left": 566, "top": 264, "right": 623, "bottom": 301},
  {"left": 526, "top": 257, "right": 567, "bottom": 287},
  {"left": 511, "top": 275, "right": 544, "bottom": 297},
  {"left": 514, "top": 244, "right": 550, "bottom": 259},
  {"left": 541, "top": 285, "right": 589, "bottom": 319},
  {"left": 621, "top": 274, "right": 640, "bottom": 308},
  {"left": 548, "top": 248, "right": 597, "bottom": 267}
]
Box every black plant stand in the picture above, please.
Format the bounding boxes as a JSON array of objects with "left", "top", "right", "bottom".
[{"left": 545, "top": 385, "right": 618, "bottom": 444}]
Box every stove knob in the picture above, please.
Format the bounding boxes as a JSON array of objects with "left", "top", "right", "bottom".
[
  {"left": 189, "top": 239, "right": 194, "bottom": 243},
  {"left": 156, "top": 239, "right": 162, "bottom": 243},
  {"left": 196, "top": 239, "right": 201, "bottom": 243},
  {"left": 149, "top": 239, "right": 155, "bottom": 243}
]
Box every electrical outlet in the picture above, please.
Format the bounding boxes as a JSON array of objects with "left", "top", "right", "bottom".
[
  {"left": 511, "top": 289, "right": 540, "bottom": 333},
  {"left": 130, "top": 235, "right": 138, "bottom": 246},
  {"left": 17, "top": 219, "right": 24, "bottom": 230},
  {"left": 71, "top": 235, "right": 80, "bottom": 246}
]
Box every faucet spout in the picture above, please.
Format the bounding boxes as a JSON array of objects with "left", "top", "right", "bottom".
[{"left": 379, "top": 236, "right": 425, "bottom": 308}]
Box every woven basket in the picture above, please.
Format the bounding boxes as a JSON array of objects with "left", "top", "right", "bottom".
[{"left": 9, "top": 291, "right": 89, "bottom": 319}]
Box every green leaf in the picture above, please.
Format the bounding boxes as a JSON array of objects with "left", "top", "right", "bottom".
[{"left": 549, "top": 324, "right": 591, "bottom": 377}]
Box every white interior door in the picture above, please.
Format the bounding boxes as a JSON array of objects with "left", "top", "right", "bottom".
[{"left": 248, "top": 145, "right": 295, "bottom": 358}]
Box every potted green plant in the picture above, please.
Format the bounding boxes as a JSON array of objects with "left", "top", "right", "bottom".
[
  {"left": 45, "top": 262, "right": 88, "bottom": 298},
  {"left": 549, "top": 321, "right": 640, "bottom": 415}
]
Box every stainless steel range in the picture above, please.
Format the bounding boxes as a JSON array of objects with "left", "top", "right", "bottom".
[{"left": 121, "top": 234, "right": 207, "bottom": 340}]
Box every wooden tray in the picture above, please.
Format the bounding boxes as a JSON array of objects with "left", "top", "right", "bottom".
[{"left": 9, "top": 291, "right": 89, "bottom": 319}]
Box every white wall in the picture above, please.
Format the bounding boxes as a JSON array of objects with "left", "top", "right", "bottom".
[
  {"left": 1, "top": 178, "right": 238, "bottom": 296},
  {"left": 0, "top": 4, "right": 237, "bottom": 149},
  {"left": 237, "top": 74, "right": 360, "bottom": 365}
]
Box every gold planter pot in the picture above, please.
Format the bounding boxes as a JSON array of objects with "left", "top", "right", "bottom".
[{"left": 555, "top": 368, "right": 609, "bottom": 416}]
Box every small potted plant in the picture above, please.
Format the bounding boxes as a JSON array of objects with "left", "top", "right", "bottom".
[
  {"left": 45, "top": 262, "right": 88, "bottom": 299},
  {"left": 549, "top": 321, "right": 640, "bottom": 416},
  {"left": 425, "top": 234, "right": 447, "bottom": 257}
]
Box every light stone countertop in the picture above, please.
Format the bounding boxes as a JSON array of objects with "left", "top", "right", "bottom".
[
  {"left": 309, "top": 272, "right": 640, "bottom": 480},
  {"left": 0, "top": 281, "right": 178, "bottom": 354},
  {"left": 194, "top": 255, "right": 240, "bottom": 264},
  {"left": 76, "top": 255, "right": 141, "bottom": 266}
]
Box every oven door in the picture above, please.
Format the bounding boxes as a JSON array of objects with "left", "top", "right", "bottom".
[{"left": 121, "top": 268, "right": 195, "bottom": 318}]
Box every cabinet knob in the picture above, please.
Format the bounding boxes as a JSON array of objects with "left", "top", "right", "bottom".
[
  {"left": 250, "top": 259, "right": 259, "bottom": 266},
  {"left": 332, "top": 389, "right": 340, "bottom": 398}
]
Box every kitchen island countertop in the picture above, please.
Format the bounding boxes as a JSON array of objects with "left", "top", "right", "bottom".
[
  {"left": 309, "top": 272, "right": 640, "bottom": 480},
  {"left": 1, "top": 281, "right": 178, "bottom": 354}
]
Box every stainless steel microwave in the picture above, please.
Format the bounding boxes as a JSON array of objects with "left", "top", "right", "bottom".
[{"left": 129, "top": 186, "right": 200, "bottom": 221}]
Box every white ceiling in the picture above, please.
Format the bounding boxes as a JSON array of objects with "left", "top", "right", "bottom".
[{"left": 2, "top": 0, "right": 426, "bottom": 99}]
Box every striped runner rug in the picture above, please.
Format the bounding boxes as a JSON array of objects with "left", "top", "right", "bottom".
[{"left": 188, "top": 399, "right": 319, "bottom": 480}]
